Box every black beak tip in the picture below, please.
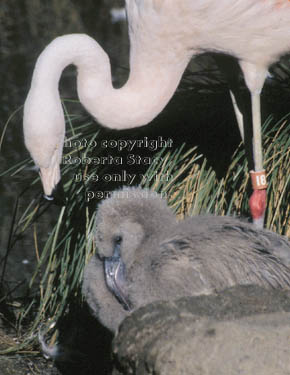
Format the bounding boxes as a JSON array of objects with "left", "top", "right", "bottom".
[
  {"left": 43, "top": 194, "right": 54, "bottom": 201},
  {"left": 123, "top": 300, "right": 133, "bottom": 312},
  {"left": 42, "top": 181, "right": 67, "bottom": 206}
]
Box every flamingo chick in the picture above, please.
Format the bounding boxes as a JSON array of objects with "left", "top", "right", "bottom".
[
  {"left": 23, "top": 0, "right": 290, "bottom": 226},
  {"left": 82, "top": 187, "right": 290, "bottom": 332}
]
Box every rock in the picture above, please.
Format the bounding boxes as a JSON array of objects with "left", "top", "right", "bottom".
[{"left": 112, "top": 285, "right": 290, "bottom": 374}]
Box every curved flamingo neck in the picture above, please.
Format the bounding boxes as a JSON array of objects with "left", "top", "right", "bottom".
[
  {"left": 30, "top": 34, "right": 189, "bottom": 129},
  {"left": 77, "top": 36, "right": 189, "bottom": 128}
]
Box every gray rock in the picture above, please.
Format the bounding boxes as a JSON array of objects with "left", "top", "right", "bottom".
[{"left": 112, "top": 285, "right": 290, "bottom": 375}]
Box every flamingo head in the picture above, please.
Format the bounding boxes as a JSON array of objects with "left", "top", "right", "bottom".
[{"left": 23, "top": 87, "right": 64, "bottom": 198}]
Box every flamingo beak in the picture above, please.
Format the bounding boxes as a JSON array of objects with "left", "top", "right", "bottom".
[
  {"left": 39, "top": 165, "right": 61, "bottom": 199},
  {"left": 104, "top": 250, "right": 132, "bottom": 312}
]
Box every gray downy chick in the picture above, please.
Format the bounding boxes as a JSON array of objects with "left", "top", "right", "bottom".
[{"left": 82, "top": 187, "right": 290, "bottom": 332}]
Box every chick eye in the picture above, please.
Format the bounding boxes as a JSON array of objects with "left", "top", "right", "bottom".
[{"left": 113, "top": 235, "right": 122, "bottom": 245}]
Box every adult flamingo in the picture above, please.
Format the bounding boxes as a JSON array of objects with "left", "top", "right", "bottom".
[{"left": 23, "top": 0, "right": 290, "bottom": 227}]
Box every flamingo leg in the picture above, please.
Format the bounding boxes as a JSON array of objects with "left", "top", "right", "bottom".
[
  {"left": 229, "top": 89, "right": 267, "bottom": 228},
  {"left": 213, "top": 54, "right": 252, "bottom": 161},
  {"left": 229, "top": 89, "right": 244, "bottom": 142},
  {"left": 251, "top": 93, "right": 263, "bottom": 171},
  {"left": 249, "top": 92, "right": 267, "bottom": 229},
  {"left": 212, "top": 56, "right": 267, "bottom": 227}
]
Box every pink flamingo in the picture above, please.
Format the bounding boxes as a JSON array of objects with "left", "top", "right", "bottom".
[{"left": 23, "top": 0, "right": 290, "bottom": 227}]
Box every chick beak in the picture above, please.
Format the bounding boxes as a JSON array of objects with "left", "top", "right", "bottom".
[{"left": 104, "top": 254, "right": 132, "bottom": 312}]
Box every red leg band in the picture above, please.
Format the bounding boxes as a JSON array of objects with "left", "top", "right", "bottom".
[{"left": 250, "top": 170, "right": 267, "bottom": 190}]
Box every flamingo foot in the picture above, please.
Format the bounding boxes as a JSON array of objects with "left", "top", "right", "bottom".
[{"left": 249, "top": 189, "right": 267, "bottom": 228}]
